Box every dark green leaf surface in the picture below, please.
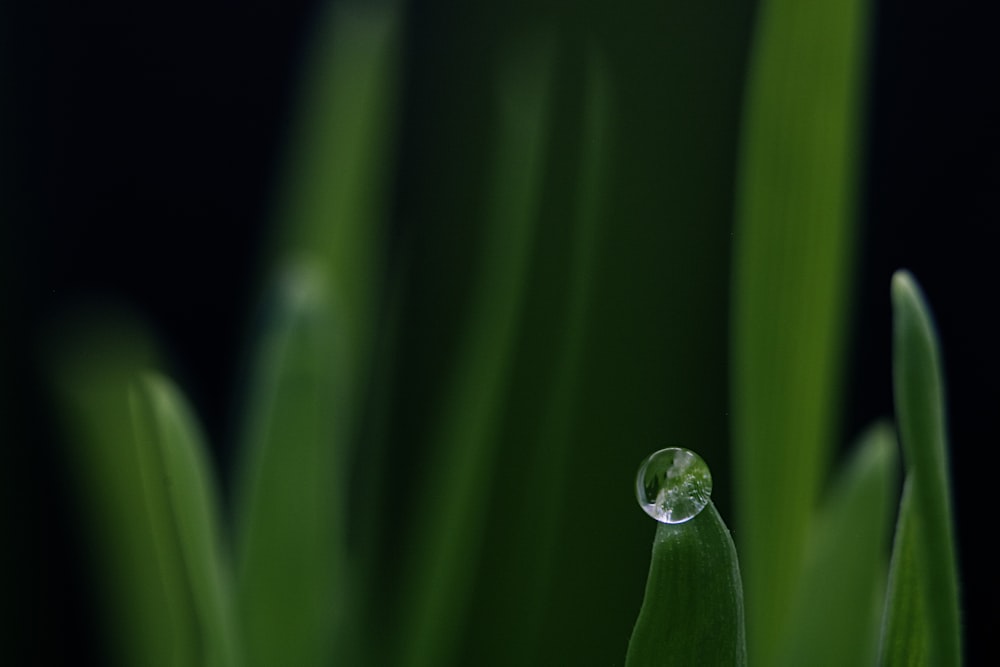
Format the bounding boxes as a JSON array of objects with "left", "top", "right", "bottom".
[
  {"left": 774, "top": 423, "right": 897, "bottom": 667},
  {"left": 626, "top": 503, "right": 746, "bottom": 667},
  {"left": 890, "top": 270, "right": 962, "bottom": 666},
  {"left": 880, "top": 476, "right": 930, "bottom": 666},
  {"left": 392, "top": 36, "right": 554, "bottom": 667},
  {"left": 731, "top": 0, "right": 871, "bottom": 662},
  {"left": 450, "top": 49, "right": 611, "bottom": 667}
]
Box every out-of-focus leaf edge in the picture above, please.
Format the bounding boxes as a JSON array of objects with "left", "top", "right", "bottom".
[{"left": 130, "top": 374, "right": 241, "bottom": 667}]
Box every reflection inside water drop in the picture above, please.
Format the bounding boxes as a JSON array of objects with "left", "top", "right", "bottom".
[{"left": 635, "top": 447, "right": 712, "bottom": 524}]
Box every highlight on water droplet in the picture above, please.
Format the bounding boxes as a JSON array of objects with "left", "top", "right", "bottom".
[{"left": 635, "top": 447, "right": 712, "bottom": 524}]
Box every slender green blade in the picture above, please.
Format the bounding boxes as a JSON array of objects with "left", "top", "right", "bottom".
[
  {"left": 266, "top": 0, "right": 400, "bottom": 368},
  {"left": 392, "top": 36, "right": 554, "bottom": 667},
  {"left": 890, "top": 270, "right": 962, "bottom": 666},
  {"left": 731, "top": 0, "right": 871, "bottom": 662},
  {"left": 774, "top": 423, "right": 898, "bottom": 667},
  {"left": 233, "top": 265, "right": 347, "bottom": 667},
  {"left": 880, "top": 476, "right": 930, "bottom": 666},
  {"left": 452, "top": 48, "right": 611, "bottom": 666},
  {"left": 234, "top": 3, "right": 400, "bottom": 665},
  {"left": 50, "top": 317, "right": 177, "bottom": 667},
  {"left": 626, "top": 503, "right": 746, "bottom": 667},
  {"left": 129, "top": 374, "right": 241, "bottom": 667},
  {"left": 50, "top": 315, "right": 228, "bottom": 667}
]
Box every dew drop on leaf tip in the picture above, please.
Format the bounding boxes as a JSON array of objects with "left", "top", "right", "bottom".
[{"left": 635, "top": 447, "right": 712, "bottom": 524}]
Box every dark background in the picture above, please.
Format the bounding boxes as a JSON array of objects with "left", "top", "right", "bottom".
[{"left": 2, "top": 0, "right": 996, "bottom": 662}]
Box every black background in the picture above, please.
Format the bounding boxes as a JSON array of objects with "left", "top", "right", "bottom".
[{"left": 2, "top": 0, "right": 996, "bottom": 662}]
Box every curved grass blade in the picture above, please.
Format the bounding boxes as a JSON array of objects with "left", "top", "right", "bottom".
[
  {"left": 129, "top": 374, "right": 241, "bottom": 667},
  {"left": 774, "top": 423, "right": 898, "bottom": 667},
  {"left": 392, "top": 35, "right": 554, "bottom": 667},
  {"left": 233, "top": 265, "right": 347, "bottom": 667},
  {"left": 49, "top": 315, "right": 234, "bottom": 667},
  {"left": 890, "top": 270, "right": 962, "bottom": 666},
  {"left": 625, "top": 503, "right": 746, "bottom": 667},
  {"left": 50, "top": 316, "right": 180, "bottom": 667},
  {"left": 731, "top": 0, "right": 872, "bottom": 661},
  {"left": 880, "top": 476, "right": 929, "bottom": 666}
]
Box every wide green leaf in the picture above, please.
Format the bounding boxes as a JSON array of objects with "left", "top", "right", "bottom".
[
  {"left": 625, "top": 503, "right": 746, "bottom": 667},
  {"left": 730, "top": 0, "right": 872, "bottom": 662},
  {"left": 890, "top": 270, "right": 962, "bottom": 666}
]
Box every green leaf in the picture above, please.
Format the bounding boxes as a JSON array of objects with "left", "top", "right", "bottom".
[
  {"left": 50, "top": 315, "right": 236, "bottom": 667},
  {"left": 234, "top": 3, "right": 401, "bottom": 665},
  {"left": 625, "top": 503, "right": 746, "bottom": 667},
  {"left": 392, "top": 35, "right": 554, "bottom": 667},
  {"left": 233, "top": 265, "right": 348, "bottom": 667},
  {"left": 880, "top": 476, "right": 930, "bottom": 666},
  {"left": 451, "top": 48, "right": 612, "bottom": 666},
  {"left": 730, "top": 0, "right": 872, "bottom": 662},
  {"left": 267, "top": 0, "right": 401, "bottom": 370},
  {"left": 774, "top": 423, "right": 898, "bottom": 667},
  {"left": 129, "top": 374, "right": 241, "bottom": 667},
  {"left": 890, "top": 270, "right": 962, "bottom": 666}
]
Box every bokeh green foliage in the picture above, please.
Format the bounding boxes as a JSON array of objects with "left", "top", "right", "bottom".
[{"left": 48, "top": 0, "right": 961, "bottom": 666}]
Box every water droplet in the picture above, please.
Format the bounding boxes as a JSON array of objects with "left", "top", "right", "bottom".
[{"left": 635, "top": 447, "right": 712, "bottom": 524}]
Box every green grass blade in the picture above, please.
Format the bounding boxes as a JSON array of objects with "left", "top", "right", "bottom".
[
  {"left": 50, "top": 317, "right": 176, "bottom": 667},
  {"left": 730, "top": 0, "right": 871, "bottom": 662},
  {"left": 233, "top": 266, "right": 347, "bottom": 667},
  {"left": 129, "top": 374, "right": 241, "bottom": 667},
  {"left": 890, "top": 270, "right": 962, "bottom": 666},
  {"left": 234, "top": 3, "right": 400, "bottom": 665},
  {"left": 880, "top": 475, "right": 930, "bottom": 666},
  {"left": 451, "top": 48, "right": 611, "bottom": 666},
  {"left": 267, "top": 0, "right": 400, "bottom": 367},
  {"left": 49, "top": 315, "right": 221, "bottom": 667},
  {"left": 392, "top": 36, "right": 554, "bottom": 667},
  {"left": 774, "top": 423, "right": 898, "bottom": 667},
  {"left": 625, "top": 503, "right": 746, "bottom": 667}
]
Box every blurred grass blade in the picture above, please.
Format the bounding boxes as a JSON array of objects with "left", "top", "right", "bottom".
[
  {"left": 267, "top": 0, "right": 400, "bottom": 368},
  {"left": 52, "top": 320, "right": 175, "bottom": 667},
  {"left": 730, "top": 0, "right": 871, "bottom": 662},
  {"left": 129, "top": 374, "right": 241, "bottom": 667},
  {"left": 233, "top": 265, "right": 347, "bottom": 667},
  {"left": 235, "top": 3, "right": 400, "bottom": 665},
  {"left": 890, "top": 270, "right": 962, "bottom": 666},
  {"left": 393, "top": 35, "right": 554, "bottom": 667},
  {"left": 50, "top": 314, "right": 231, "bottom": 667},
  {"left": 880, "top": 476, "right": 930, "bottom": 665},
  {"left": 625, "top": 503, "right": 746, "bottom": 667},
  {"left": 452, "top": 48, "right": 611, "bottom": 666},
  {"left": 774, "top": 423, "right": 897, "bottom": 667}
]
